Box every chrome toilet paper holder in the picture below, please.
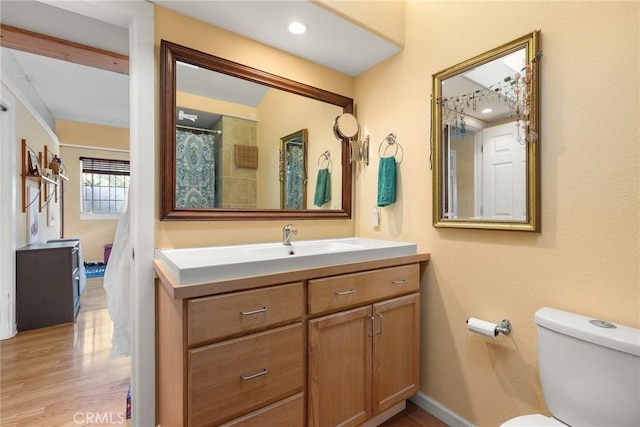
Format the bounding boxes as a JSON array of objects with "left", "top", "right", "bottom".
[
  {"left": 466, "top": 318, "right": 512, "bottom": 336},
  {"left": 496, "top": 319, "right": 511, "bottom": 335}
]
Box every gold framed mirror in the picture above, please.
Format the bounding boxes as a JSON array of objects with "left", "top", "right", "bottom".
[
  {"left": 160, "top": 40, "right": 353, "bottom": 220},
  {"left": 432, "top": 31, "right": 541, "bottom": 231}
]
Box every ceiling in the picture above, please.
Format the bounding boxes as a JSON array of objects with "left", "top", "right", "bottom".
[
  {"left": 442, "top": 49, "right": 526, "bottom": 123},
  {"left": 0, "top": 0, "right": 401, "bottom": 130}
]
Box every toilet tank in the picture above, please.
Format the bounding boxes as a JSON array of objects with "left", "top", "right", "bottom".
[{"left": 535, "top": 307, "right": 640, "bottom": 427}]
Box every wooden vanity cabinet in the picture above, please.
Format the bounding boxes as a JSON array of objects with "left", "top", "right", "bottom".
[
  {"left": 307, "top": 266, "right": 420, "bottom": 427},
  {"left": 155, "top": 256, "right": 427, "bottom": 427}
]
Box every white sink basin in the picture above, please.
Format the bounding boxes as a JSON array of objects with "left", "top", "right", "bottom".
[{"left": 155, "top": 237, "right": 417, "bottom": 285}]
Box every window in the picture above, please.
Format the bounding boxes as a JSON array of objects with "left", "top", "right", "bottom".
[{"left": 81, "top": 157, "right": 129, "bottom": 215}]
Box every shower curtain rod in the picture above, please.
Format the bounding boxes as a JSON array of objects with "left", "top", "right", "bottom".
[{"left": 177, "top": 124, "right": 222, "bottom": 135}]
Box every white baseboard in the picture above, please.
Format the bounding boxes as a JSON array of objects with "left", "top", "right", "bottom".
[{"left": 410, "top": 391, "right": 475, "bottom": 427}]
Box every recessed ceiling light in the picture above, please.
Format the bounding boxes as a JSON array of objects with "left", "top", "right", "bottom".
[
  {"left": 288, "top": 21, "right": 308, "bottom": 35},
  {"left": 481, "top": 107, "right": 493, "bottom": 114}
]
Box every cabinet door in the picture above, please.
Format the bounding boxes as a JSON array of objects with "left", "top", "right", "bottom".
[
  {"left": 308, "top": 306, "right": 373, "bottom": 427},
  {"left": 372, "top": 293, "right": 420, "bottom": 414}
]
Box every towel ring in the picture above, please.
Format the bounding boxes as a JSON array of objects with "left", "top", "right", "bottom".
[
  {"left": 318, "top": 150, "right": 332, "bottom": 171},
  {"left": 378, "top": 133, "right": 404, "bottom": 162}
]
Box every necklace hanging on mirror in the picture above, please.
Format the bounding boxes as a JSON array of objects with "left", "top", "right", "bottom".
[{"left": 437, "top": 51, "right": 542, "bottom": 144}]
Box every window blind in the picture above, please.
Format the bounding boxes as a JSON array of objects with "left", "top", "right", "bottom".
[{"left": 80, "top": 157, "right": 130, "bottom": 176}]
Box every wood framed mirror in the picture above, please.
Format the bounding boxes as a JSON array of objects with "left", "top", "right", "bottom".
[
  {"left": 432, "top": 31, "right": 541, "bottom": 231},
  {"left": 160, "top": 40, "right": 353, "bottom": 220}
]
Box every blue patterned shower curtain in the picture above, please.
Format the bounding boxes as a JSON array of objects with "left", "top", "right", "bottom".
[{"left": 175, "top": 129, "right": 217, "bottom": 208}]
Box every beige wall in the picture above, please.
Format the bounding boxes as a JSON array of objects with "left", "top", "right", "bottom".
[
  {"left": 57, "top": 120, "right": 129, "bottom": 261},
  {"left": 154, "top": 5, "right": 355, "bottom": 250},
  {"left": 354, "top": 2, "right": 639, "bottom": 426},
  {"left": 14, "top": 95, "right": 60, "bottom": 249}
]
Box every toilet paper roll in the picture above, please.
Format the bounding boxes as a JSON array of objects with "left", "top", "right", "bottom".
[{"left": 467, "top": 317, "right": 499, "bottom": 339}]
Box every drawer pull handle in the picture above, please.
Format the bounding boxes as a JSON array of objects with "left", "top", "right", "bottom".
[
  {"left": 392, "top": 279, "right": 408, "bottom": 285},
  {"left": 240, "top": 307, "right": 268, "bottom": 316},
  {"left": 240, "top": 368, "right": 268, "bottom": 381},
  {"left": 335, "top": 289, "right": 356, "bottom": 296},
  {"left": 377, "top": 313, "right": 384, "bottom": 335}
]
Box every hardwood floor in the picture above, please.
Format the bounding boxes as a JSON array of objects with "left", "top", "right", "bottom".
[
  {"left": 381, "top": 401, "right": 448, "bottom": 427},
  {"left": 1, "top": 277, "right": 131, "bottom": 426}
]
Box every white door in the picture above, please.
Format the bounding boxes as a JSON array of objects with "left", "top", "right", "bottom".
[
  {"left": 447, "top": 149, "right": 457, "bottom": 218},
  {"left": 481, "top": 122, "right": 526, "bottom": 220},
  {"left": 0, "top": 94, "right": 17, "bottom": 340}
]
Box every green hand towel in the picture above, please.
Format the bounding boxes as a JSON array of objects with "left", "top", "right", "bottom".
[
  {"left": 377, "top": 156, "right": 397, "bottom": 207},
  {"left": 314, "top": 168, "right": 331, "bottom": 207}
]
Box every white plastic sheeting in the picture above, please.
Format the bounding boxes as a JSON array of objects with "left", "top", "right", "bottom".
[{"left": 103, "top": 195, "right": 130, "bottom": 358}]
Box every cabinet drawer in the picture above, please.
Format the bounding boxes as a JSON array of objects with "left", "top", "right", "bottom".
[
  {"left": 220, "top": 392, "right": 304, "bottom": 427},
  {"left": 187, "top": 282, "right": 303, "bottom": 346},
  {"left": 189, "top": 323, "right": 303, "bottom": 426},
  {"left": 308, "top": 264, "right": 419, "bottom": 316}
]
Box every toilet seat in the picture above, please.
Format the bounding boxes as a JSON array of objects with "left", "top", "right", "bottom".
[{"left": 500, "top": 414, "right": 567, "bottom": 427}]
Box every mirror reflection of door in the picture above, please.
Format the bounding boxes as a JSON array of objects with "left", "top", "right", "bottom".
[
  {"left": 280, "top": 129, "right": 308, "bottom": 209},
  {"left": 446, "top": 149, "right": 457, "bottom": 218},
  {"left": 446, "top": 121, "right": 525, "bottom": 220},
  {"left": 481, "top": 122, "right": 525, "bottom": 220}
]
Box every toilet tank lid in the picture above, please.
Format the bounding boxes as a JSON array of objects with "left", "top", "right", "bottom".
[{"left": 535, "top": 307, "right": 640, "bottom": 356}]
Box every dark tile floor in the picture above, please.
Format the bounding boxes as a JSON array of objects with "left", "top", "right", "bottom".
[{"left": 380, "top": 401, "right": 448, "bottom": 427}]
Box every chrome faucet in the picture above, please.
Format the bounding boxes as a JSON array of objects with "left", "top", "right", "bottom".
[{"left": 282, "top": 224, "right": 298, "bottom": 246}]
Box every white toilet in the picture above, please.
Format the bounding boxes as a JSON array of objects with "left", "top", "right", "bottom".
[{"left": 501, "top": 307, "right": 640, "bottom": 427}]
